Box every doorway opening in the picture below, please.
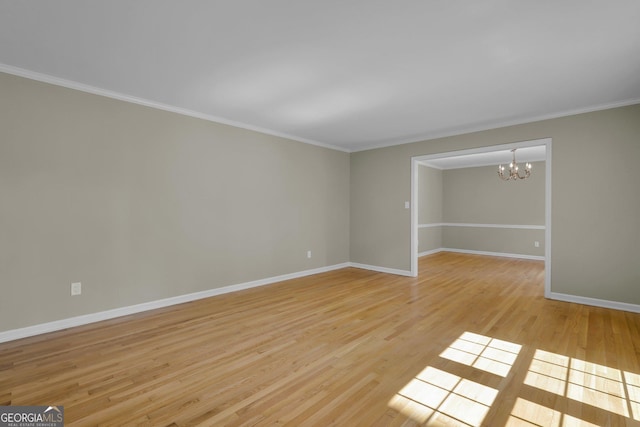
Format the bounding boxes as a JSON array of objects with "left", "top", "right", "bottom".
[{"left": 410, "top": 138, "right": 552, "bottom": 297}]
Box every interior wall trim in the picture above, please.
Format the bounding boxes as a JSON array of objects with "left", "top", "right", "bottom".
[
  {"left": 420, "top": 251, "right": 639, "bottom": 313},
  {"left": 419, "top": 223, "right": 545, "bottom": 230},
  {"left": 549, "top": 292, "right": 640, "bottom": 314},
  {"left": 0, "top": 262, "right": 350, "bottom": 344},
  {"left": 0, "top": 63, "right": 347, "bottom": 153},
  {"left": 349, "top": 263, "right": 414, "bottom": 277},
  {"left": 417, "top": 248, "right": 443, "bottom": 257},
  {"left": 420, "top": 248, "right": 544, "bottom": 261},
  {"left": 411, "top": 138, "right": 552, "bottom": 280},
  {"left": 3, "top": 259, "right": 636, "bottom": 344},
  {"left": 4, "top": 64, "right": 638, "bottom": 155}
]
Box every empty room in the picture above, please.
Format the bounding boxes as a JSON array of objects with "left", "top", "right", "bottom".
[{"left": 1, "top": 2, "right": 640, "bottom": 426}]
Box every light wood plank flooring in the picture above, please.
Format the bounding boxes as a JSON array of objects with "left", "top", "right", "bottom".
[{"left": 2, "top": 252, "right": 640, "bottom": 426}]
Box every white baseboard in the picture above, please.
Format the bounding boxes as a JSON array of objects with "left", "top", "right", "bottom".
[
  {"left": 419, "top": 249, "right": 639, "bottom": 313},
  {"left": 5, "top": 259, "right": 636, "bottom": 343},
  {"left": 349, "top": 262, "right": 414, "bottom": 277},
  {"left": 418, "top": 248, "right": 443, "bottom": 257},
  {"left": 0, "top": 263, "right": 350, "bottom": 344},
  {"left": 433, "top": 248, "right": 545, "bottom": 261},
  {"left": 548, "top": 292, "right": 640, "bottom": 314}
]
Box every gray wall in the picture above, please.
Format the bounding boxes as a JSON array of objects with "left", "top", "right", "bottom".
[
  {"left": 2, "top": 69, "right": 639, "bottom": 332},
  {"left": 351, "top": 104, "right": 640, "bottom": 305},
  {"left": 443, "top": 162, "right": 545, "bottom": 225},
  {"left": 0, "top": 72, "right": 350, "bottom": 331},
  {"left": 418, "top": 162, "right": 545, "bottom": 256},
  {"left": 418, "top": 165, "right": 442, "bottom": 253},
  {"left": 441, "top": 162, "right": 545, "bottom": 257}
]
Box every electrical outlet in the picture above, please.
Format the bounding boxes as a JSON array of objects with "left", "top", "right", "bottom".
[
  {"left": 307, "top": 250, "right": 312, "bottom": 259},
  {"left": 71, "top": 282, "right": 82, "bottom": 296},
  {"left": 534, "top": 241, "right": 540, "bottom": 248}
]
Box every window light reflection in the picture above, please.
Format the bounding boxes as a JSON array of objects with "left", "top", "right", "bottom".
[
  {"left": 440, "top": 331, "right": 522, "bottom": 377},
  {"left": 390, "top": 332, "right": 640, "bottom": 426},
  {"left": 624, "top": 371, "right": 640, "bottom": 420},
  {"left": 524, "top": 349, "right": 639, "bottom": 420},
  {"left": 507, "top": 397, "right": 600, "bottom": 427},
  {"left": 389, "top": 366, "right": 498, "bottom": 427},
  {"left": 389, "top": 332, "right": 513, "bottom": 426}
]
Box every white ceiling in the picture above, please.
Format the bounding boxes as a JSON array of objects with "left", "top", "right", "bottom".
[{"left": 1, "top": 1, "right": 639, "bottom": 152}]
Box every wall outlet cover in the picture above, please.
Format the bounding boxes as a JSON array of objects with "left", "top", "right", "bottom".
[{"left": 71, "top": 282, "right": 82, "bottom": 296}]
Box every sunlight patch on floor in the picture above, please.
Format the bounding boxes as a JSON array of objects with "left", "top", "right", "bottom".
[
  {"left": 506, "top": 397, "right": 600, "bottom": 427},
  {"left": 389, "top": 366, "right": 498, "bottom": 426},
  {"left": 439, "top": 331, "right": 522, "bottom": 377},
  {"left": 624, "top": 371, "right": 640, "bottom": 420},
  {"left": 525, "top": 349, "right": 640, "bottom": 420},
  {"left": 389, "top": 332, "right": 640, "bottom": 426},
  {"left": 389, "top": 332, "right": 513, "bottom": 426}
]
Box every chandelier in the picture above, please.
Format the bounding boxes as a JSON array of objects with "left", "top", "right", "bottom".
[{"left": 498, "top": 149, "right": 531, "bottom": 181}]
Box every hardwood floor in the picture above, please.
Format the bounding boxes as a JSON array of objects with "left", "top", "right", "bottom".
[{"left": 2, "top": 252, "right": 640, "bottom": 426}]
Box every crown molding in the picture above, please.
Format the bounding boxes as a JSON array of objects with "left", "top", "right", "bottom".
[
  {"left": 0, "top": 63, "right": 349, "bottom": 153},
  {"left": 3, "top": 63, "right": 638, "bottom": 155},
  {"left": 351, "top": 98, "right": 640, "bottom": 152}
]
